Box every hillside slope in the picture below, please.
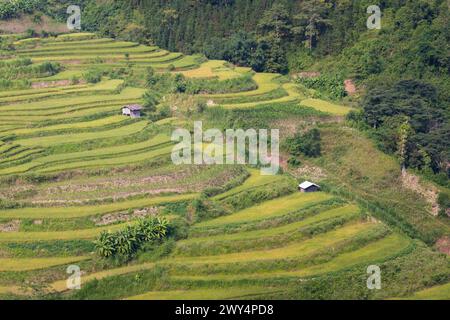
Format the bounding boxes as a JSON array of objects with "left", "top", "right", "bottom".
[{"left": 0, "top": 33, "right": 448, "bottom": 300}]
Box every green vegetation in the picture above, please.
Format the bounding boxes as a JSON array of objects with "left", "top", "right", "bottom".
[
  {"left": 95, "top": 217, "right": 168, "bottom": 260},
  {"left": 0, "top": 4, "right": 447, "bottom": 299}
]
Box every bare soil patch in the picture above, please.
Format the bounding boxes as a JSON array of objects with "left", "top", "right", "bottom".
[
  {"left": 0, "top": 15, "right": 67, "bottom": 34},
  {"left": 32, "top": 80, "right": 86, "bottom": 89},
  {"left": 435, "top": 236, "right": 450, "bottom": 255},
  {"left": 92, "top": 207, "right": 159, "bottom": 226},
  {"left": 401, "top": 170, "right": 439, "bottom": 216},
  {"left": 292, "top": 72, "right": 321, "bottom": 79},
  {"left": 344, "top": 79, "right": 357, "bottom": 95},
  {"left": 0, "top": 220, "right": 20, "bottom": 232}
]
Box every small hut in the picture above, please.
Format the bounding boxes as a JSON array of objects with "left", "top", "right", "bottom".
[
  {"left": 122, "top": 104, "right": 143, "bottom": 118},
  {"left": 298, "top": 181, "right": 321, "bottom": 193}
]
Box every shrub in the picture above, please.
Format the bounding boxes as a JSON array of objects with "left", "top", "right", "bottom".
[
  {"left": 437, "top": 192, "right": 450, "bottom": 218},
  {"left": 82, "top": 69, "right": 102, "bottom": 83},
  {"left": 94, "top": 216, "right": 169, "bottom": 260},
  {"left": 296, "top": 73, "right": 346, "bottom": 100},
  {"left": 287, "top": 128, "right": 322, "bottom": 158}
]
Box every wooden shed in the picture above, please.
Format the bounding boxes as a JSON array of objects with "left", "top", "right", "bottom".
[
  {"left": 122, "top": 104, "right": 143, "bottom": 118},
  {"left": 298, "top": 181, "right": 321, "bottom": 193}
]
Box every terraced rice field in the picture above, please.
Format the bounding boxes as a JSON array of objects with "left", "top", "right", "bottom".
[{"left": 0, "top": 33, "right": 446, "bottom": 300}]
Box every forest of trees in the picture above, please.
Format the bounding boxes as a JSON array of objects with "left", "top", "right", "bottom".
[{"left": 0, "top": 0, "right": 448, "bottom": 178}]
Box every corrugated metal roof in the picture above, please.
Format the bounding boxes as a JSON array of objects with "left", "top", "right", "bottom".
[
  {"left": 299, "top": 181, "right": 320, "bottom": 189},
  {"left": 123, "top": 104, "right": 143, "bottom": 111}
]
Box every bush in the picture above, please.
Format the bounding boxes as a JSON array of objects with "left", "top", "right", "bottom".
[
  {"left": 287, "top": 128, "right": 322, "bottom": 158},
  {"left": 82, "top": 69, "right": 103, "bottom": 83},
  {"left": 438, "top": 193, "right": 450, "bottom": 218},
  {"left": 94, "top": 216, "right": 169, "bottom": 260},
  {"left": 296, "top": 73, "right": 346, "bottom": 100}
]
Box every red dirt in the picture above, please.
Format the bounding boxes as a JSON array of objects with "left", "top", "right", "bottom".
[
  {"left": 32, "top": 80, "right": 86, "bottom": 89},
  {"left": 292, "top": 72, "right": 321, "bottom": 79},
  {"left": 435, "top": 236, "right": 450, "bottom": 255},
  {"left": 0, "top": 15, "right": 67, "bottom": 34},
  {"left": 344, "top": 79, "right": 357, "bottom": 95}
]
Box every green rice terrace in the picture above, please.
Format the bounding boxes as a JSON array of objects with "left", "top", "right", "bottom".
[{"left": 0, "top": 33, "right": 448, "bottom": 300}]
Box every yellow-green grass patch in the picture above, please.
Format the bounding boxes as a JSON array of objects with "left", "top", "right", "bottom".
[
  {"left": 169, "top": 221, "right": 376, "bottom": 265},
  {"left": 397, "top": 282, "right": 450, "bottom": 300},
  {"left": 221, "top": 83, "right": 304, "bottom": 109},
  {"left": 0, "top": 193, "right": 198, "bottom": 219},
  {"left": 173, "top": 233, "right": 411, "bottom": 281},
  {"left": 181, "top": 204, "right": 359, "bottom": 244},
  {"left": 16, "top": 121, "right": 148, "bottom": 147},
  {"left": 125, "top": 287, "right": 271, "bottom": 300},
  {"left": 36, "top": 144, "right": 173, "bottom": 173},
  {"left": 51, "top": 261, "right": 156, "bottom": 292},
  {"left": 196, "top": 192, "right": 333, "bottom": 228},
  {"left": 7, "top": 115, "right": 128, "bottom": 137},
  {"left": 0, "top": 87, "right": 145, "bottom": 112},
  {"left": 212, "top": 170, "right": 286, "bottom": 200},
  {"left": 0, "top": 79, "right": 124, "bottom": 104},
  {"left": 0, "top": 104, "right": 126, "bottom": 124},
  {"left": 19, "top": 41, "right": 139, "bottom": 53},
  {"left": 0, "top": 134, "right": 171, "bottom": 175},
  {"left": 179, "top": 60, "right": 249, "bottom": 80},
  {"left": 300, "top": 98, "right": 353, "bottom": 116},
  {"left": 202, "top": 73, "right": 280, "bottom": 99},
  {"left": 0, "top": 224, "right": 126, "bottom": 242},
  {"left": 22, "top": 45, "right": 158, "bottom": 58},
  {"left": 0, "top": 256, "right": 89, "bottom": 272}
]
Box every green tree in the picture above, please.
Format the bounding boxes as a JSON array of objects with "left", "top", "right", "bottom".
[{"left": 294, "top": 0, "right": 331, "bottom": 50}]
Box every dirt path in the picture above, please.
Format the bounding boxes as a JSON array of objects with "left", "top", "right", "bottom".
[
  {"left": 32, "top": 80, "right": 86, "bottom": 89},
  {"left": 401, "top": 170, "right": 440, "bottom": 216},
  {"left": 344, "top": 79, "right": 357, "bottom": 95}
]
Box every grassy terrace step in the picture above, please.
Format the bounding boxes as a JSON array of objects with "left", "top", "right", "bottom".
[
  {"left": 5, "top": 115, "right": 129, "bottom": 137},
  {"left": 397, "top": 282, "right": 450, "bottom": 300},
  {"left": 179, "top": 60, "right": 251, "bottom": 80},
  {"left": 18, "top": 41, "right": 140, "bottom": 53},
  {"left": 0, "top": 87, "right": 145, "bottom": 112},
  {"left": 0, "top": 79, "right": 124, "bottom": 104},
  {"left": 211, "top": 169, "right": 285, "bottom": 200},
  {"left": 221, "top": 83, "right": 304, "bottom": 109},
  {"left": 51, "top": 261, "right": 157, "bottom": 292},
  {"left": 300, "top": 98, "right": 353, "bottom": 116},
  {"left": 50, "top": 220, "right": 374, "bottom": 292},
  {"left": 0, "top": 148, "right": 43, "bottom": 165},
  {"left": 15, "top": 121, "right": 148, "bottom": 147},
  {"left": 0, "top": 84, "right": 89, "bottom": 99},
  {"left": 66, "top": 55, "right": 200, "bottom": 71},
  {"left": 36, "top": 144, "right": 173, "bottom": 173},
  {"left": 195, "top": 192, "right": 333, "bottom": 228},
  {"left": 0, "top": 88, "right": 144, "bottom": 116},
  {"left": 38, "top": 38, "right": 115, "bottom": 47},
  {"left": 125, "top": 287, "right": 271, "bottom": 300},
  {"left": 0, "top": 105, "right": 128, "bottom": 124},
  {"left": 0, "top": 223, "right": 129, "bottom": 242},
  {"left": 172, "top": 233, "right": 411, "bottom": 281},
  {"left": 180, "top": 204, "right": 360, "bottom": 245},
  {"left": 0, "top": 134, "right": 171, "bottom": 174},
  {"left": 0, "top": 193, "right": 198, "bottom": 219},
  {"left": 0, "top": 256, "right": 89, "bottom": 272},
  {"left": 202, "top": 73, "right": 279, "bottom": 99},
  {"left": 167, "top": 222, "right": 377, "bottom": 265},
  {"left": 20, "top": 45, "right": 158, "bottom": 57},
  {"left": 32, "top": 51, "right": 181, "bottom": 64}
]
